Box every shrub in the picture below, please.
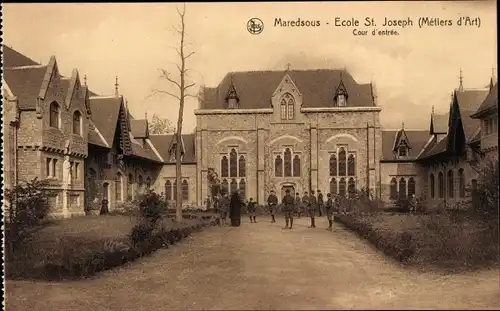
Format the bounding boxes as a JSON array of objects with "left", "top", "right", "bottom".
[{"left": 471, "top": 160, "right": 499, "bottom": 221}]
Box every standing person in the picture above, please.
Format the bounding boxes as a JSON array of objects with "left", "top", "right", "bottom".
[
  {"left": 267, "top": 190, "right": 278, "bottom": 223},
  {"left": 219, "top": 193, "right": 229, "bottom": 226},
  {"left": 295, "top": 192, "right": 302, "bottom": 218},
  {"left": 317, "top": 190, "right": 324, "bottom": 217},
  {"left": 308, "top": 190, "right": 317, "bottom": 228},
  {"left": 410, "top": 194, "right": 418, "bottom": 213},
  {"left": 325, "top": 193, "right": 334, "bottom": 230},
  {"left": 247, "top": 197, "right": 257, "bottom": 223},
  {"left": 229, "top": 191, "right": 243, "bottom": 227},
  {"left": 282, "top": 189, "right": 295, "bottom": 229},
  {"left": 302, "top": 192, "right": 310, "bottom": 221}
]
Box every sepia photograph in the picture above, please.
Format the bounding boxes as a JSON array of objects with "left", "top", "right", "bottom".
[{"left": 2, "top": 1, "right": 499, "bottom": 310}]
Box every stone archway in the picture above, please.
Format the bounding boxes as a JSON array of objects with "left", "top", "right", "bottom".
[{"left": 280, "top": 182, "right": 296, "bottom": 202}]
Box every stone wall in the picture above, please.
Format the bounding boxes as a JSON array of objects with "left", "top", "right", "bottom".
[{"left": 154, "top": 164, "right": 197, "bottom": 208}]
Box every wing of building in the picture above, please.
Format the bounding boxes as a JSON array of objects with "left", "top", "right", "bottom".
[{"left": 3, "top": 45, "right": 497, "bottom": 217}]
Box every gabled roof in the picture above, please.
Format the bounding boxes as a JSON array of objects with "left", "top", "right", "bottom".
[
  {"left": 149, "top": 133, "right": 196, "bottom": 163},
  {"left": 381, "top": 129, "right": 430, "bottom": 161},
  {"left": 430, "top": 112, "right": 449, "bottom": 134},
  {"left": 130, "top": 139, "right": 163, "bottom": 163},
  {"left": 2, "top": 45, "right": 40, "bottom": 68},
  {"left": 3, "top": 66, "right": 47, "bottom": 109},
  {"left": 455, "top": 89, "right": 489, "bottom": 141},
  {"left": 130, "top": 119, "right": 148, "bottom": 138},
  {"left": 88, "top": 96, "right": 122, "bottom": 147},
  {"left": 200, "top": 69, "right": 375, "bottom": 109},
  {"left": 418, "top": 134, "right": 449, "bottom": 159},
  {"left": 471, "top": 83, "right": 498, "bottom": 118}
]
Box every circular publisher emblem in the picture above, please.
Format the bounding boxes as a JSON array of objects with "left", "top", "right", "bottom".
[{"left": 247, "top": 18, "right": 264, "bottom": 35}]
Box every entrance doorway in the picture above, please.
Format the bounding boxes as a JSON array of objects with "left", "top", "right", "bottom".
[{"left": 281, "top": 185, "right": 295, "bottom": 201}]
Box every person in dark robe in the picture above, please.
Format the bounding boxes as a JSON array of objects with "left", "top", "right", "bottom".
[
  {"left": 229, "top": 190, "right": 243, "bottom": 227},
  {"left": 317, "top": 190, "right": 324, "bottom": 217}
]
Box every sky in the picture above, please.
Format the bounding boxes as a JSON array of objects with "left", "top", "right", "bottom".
[{"left": 3, "top": 1, "right": 497, "bottom": 133}]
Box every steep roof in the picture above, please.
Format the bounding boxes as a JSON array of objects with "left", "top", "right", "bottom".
[
  {"left": 149, "top": 133, "right": 196, "bottom": 163},
  {"left": 3, "top": 66, "right": 47, "bottom": 109},
  {"left": 129, "top": 139, "right": 162, "bottom": 163},
  {"left": 418, "top": 134, "right": 449, "bottom": 159},
  {"left": 456, "top": 89, "right": 489, "bottom": 141},
  {"left": 2, "top": 45, "right": 40, "bottom": 68},
  {"left": 430, "top": 112, "right": 449, "bottom": 134},
  {"left": 88, "top": 96, "right": 122, "bottom": 147},
  {"left": 471, "top": 83, "right": 498, "bottom": 118},
  {"left": 130, "top": 119, "right": 148, "bottom": 138},
  {"left": 381, "top": 129, "right": 430, "bottom": 161},
  {"left": 200, "top": 69, "right": 374, "bottom": 109}
]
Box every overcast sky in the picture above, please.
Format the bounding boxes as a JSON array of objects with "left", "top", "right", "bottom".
[{"left": 4, "top": 2, "right": 497, "bottom": 133}]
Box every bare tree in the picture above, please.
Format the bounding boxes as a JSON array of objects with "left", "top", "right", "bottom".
[
  {"left": 149, "top": 114, "right": 175, "bottom": 134},
  {"left": 153, "top": 3, "right": 196, "bottom": 222}
]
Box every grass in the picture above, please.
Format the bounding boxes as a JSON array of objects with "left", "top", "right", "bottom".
[
  {"left": 335, "top": 212, "right": 499, "bottom": 273},
  {"left": 5, "top": 214, "right": 217, "bottom": 281}
]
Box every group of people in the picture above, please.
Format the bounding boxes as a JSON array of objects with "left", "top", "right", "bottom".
[
  {"left": 213, "top": 188, "right": 344, "bottom": 230},
  {"left": 267, "top": 189, "right": 340, "bottom": 230}
]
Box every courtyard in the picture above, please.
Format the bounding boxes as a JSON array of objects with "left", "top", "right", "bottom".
[{"left": 6, "top": 216, "right": 500, "bottom": 310}]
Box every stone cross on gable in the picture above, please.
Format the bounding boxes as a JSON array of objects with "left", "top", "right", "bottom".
[{"left": 285, "top": 63, "right": 291, "bottom": 71}]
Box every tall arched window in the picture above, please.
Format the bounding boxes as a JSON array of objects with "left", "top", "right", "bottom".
[
  {"left": 146, "top": 177, "right": 151, "bottom": 191},
  {"left": 293, "top": 155, "right": 301, "bottom": 177},
  {"left": 338, "top": 148, "right": 347, "bottom": 176},
  {"left": 438, "top": 172, "right": 444, "bottom": 198},
  {"left": 138, "top": 175, "right": 144, "bottom": 195},
  {"left": 280, "top": 99, "right": 287, "bottom": 120},
  {"left": 458, "top": 168, "right": 465, "bottom": 198},
  {"left": 182, "top": 180, "right": 189, "bottom": 201},
  {"left": 128, "top": 174, "right": 134, "bottom": 200},
  {"left": 221, "top": 156, "right": 229, "bottom": 177},
  {"left": 50, "top": 102, "right": 60, "bottom": 128},
  {"left": 399, "top": 177, "right": 407, "bottom": 198},
  {"left": 330, "top": 178, "right": 337, "bottom": 195},
  {"left": 165, "top": 180, "right": 172, "bottom": 200},
  {"left": 339, "top": 178, "right": 346, "bottom": 197},
  {"left": 221, "top": 179, "right": 229, "bottom": 195},
  {"left": 447, "top": 170, "right": 454, "bottom": 198},
  {"left": 284, "top": 148, "right": 292, "bottom": 177},
  {"left": 230, "top": 178, "right": 238, "bottom": 194},
  {"left": 408, "top": 177, "right": 416, "bottom": 197},
  {"left": 115, "top": 172, "right": 122, "bottom": 202},
  {"left": 287, "top": 97, "right": 295, "bottom": 120},
  {"left": 238, "top": 155, "right": 246, "bottom": 177},
  {"left": 73, "top": 110, "right": 82, "bottom": 135},
  {"left": 430, "top": 174, "right": 435, "bottom": 199},
  {"left": 239, "top": 179, "right": 246, "bottom": 198},
  {"left": 275, "top": 155, "right": 283, "bottom": 176},
  {"left": 347, "top": 154, "right": 356, "bottom": 176},
  {"left": 329, "top": 154, "right": 337, "bottom": 176},
  {"left": 348, "top": 177, "right": 356, "bottom": 196},
  {"left": 390, "top": 178, "right": 397, "bottom": 199},
  {"left": 229, "top": 149, "right": 238, "bottom": 177}
]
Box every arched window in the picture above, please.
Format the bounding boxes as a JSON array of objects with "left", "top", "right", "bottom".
[
  {"left": 221, "top": 179, "right": 229, "bottom": 195},
  {"left": 347, "top": 154, "right": 356, "bottom": 176},
  {"left": 128, "top": 173, "right": 134, "bottom": 200},
  {"left": 408, "top": 177, "right": 416, "bottom": 197},
  {"left": 115, "top": 172, "right": 122, "bottom": 202},
  {"left": 73, "top": 110, "right": 82, "bottom": 135},
  {"left": 238, "top": 155, "right": 246, "bottom": 177},
  {"left": 338, "top": 148, "right": 347, "bottom": 176},
  {"left": 458, "top": 168, "right": 465, "bottom": 198},
  {"left": 165, "top": 180, "right": 172, "bottom": 200},
  {"left": 399, "top": 177, "right": 407, "bottom": 198},
  {"left": 293, "top": 155, "right": 301, "bottom": 177},
  {"left": 229, "top": 149, "right": 238, "bottom": 177},
  {"left": 390, "top": 178, "right": 397, "bottom": 199},
  {"left": 284, "top": 148, "right": 292, "bottom": 177},
  {"left": 50, "top": 102, "right": 60, "bottom": 128},
  {"left": 287, "top": 97, "right": 295, "bottom": 120},
  {"left": 430, "top": 174, "right": 435, "bottom": 199},
  {"left": 146, "top": 177, "right": 151, "bottom": 190},
  {"left": 173, "top": 180, "right": 177, "bottom": 200},
  {"left": 221, "top": 156, "right": 229, "bottom": 177},
  {"left": 230, "top": 178, "right": 238, "bottom": 194},
  {"left": 339, "top": 178, "right": 346, "bottom": 197},
  {"left": 239, "top": 179, "right": 246, "bottom": 198},
  {"left": 447, "top": 170, "right": 454, "bottom": 198},
  {"left": 87, "top": 168, "right": 97, "bottom": 202},
  {"left": 138, "top": 175, "right": 144, "bottom": 194},
  {"left": 438, "top": 172, "right": 444, "bottom": 198},
  {"left": 280, "top": 98, "right": 287, "bottom": 120},
  {"left": 275, "top": 155, "right": 283, "bottom": 177},
  {"left": 348, "top": 178, "right": 356, "bottom": 196},
  {"left": 182, "top": 180, "right": 189, "bottom": 201},
  {"left": 330, "top": 178, "right": 337, "bottom": 195},
  {"left": 329, "top": 154, "right": 337, "bottom": 176}
]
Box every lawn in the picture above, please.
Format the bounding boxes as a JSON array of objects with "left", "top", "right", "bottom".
[{"left": 5, "top": 214, "right": 217, "bottom": 281}]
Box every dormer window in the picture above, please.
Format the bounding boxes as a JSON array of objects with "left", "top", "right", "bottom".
[
  {"left": 337, "top": 94, "right": 346, "bottom": 107},
  {"left": 225, "top": 77, "right": 240, "bottom": 109},
  {"left": 333, "top": 76, "right": 348, "bottom": 107},
  {"left": 398, "top": 140, "right": 408, "bottom": 157}
]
